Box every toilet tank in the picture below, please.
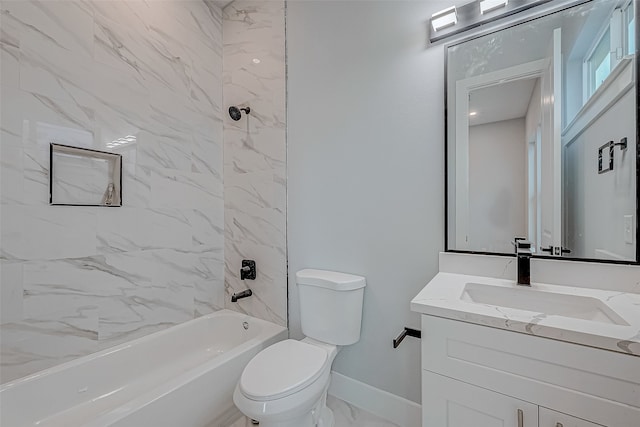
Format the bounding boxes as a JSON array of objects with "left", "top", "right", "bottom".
[{"left": 296, "top": 269, "right": 366, "bottom": 346}]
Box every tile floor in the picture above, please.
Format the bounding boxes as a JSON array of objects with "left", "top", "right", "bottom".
[{"left": 227, "top": 395, "right": 400, "bottom": 427}]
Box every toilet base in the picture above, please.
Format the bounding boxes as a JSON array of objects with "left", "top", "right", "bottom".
[
  {"left": 254, "top": 412, "right": 313, "bottom": 427},
  {"left": 245, "top": 394, "right": 334, "bottom": 427},
  {"left": 317, "top": 406, "right": 334, "bottom": 427}
]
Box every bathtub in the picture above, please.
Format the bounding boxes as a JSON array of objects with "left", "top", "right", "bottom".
[{"left": 0, "top": 309, "right": 287, "bottom": 427}]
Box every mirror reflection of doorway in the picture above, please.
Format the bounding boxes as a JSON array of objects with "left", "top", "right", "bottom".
[
  {"left": 468, "top": 77, "right": 541, "bottom": 253},
  {"left": 454, "top": 30, "right": 563, "bottom": 255}
]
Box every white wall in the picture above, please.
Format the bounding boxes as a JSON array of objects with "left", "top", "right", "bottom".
[
  {"left": 468, "top": 118, "right": 527, "bottom": 253},
  {"left": 287, "top": 0, "right": 450, "bottom": 403}
]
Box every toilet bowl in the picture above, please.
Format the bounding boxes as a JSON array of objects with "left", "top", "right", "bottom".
[
  {"left": 233, "top": 338, "right": 338, "bottom": 427},
  {"left": 233, "top": 269, "right": 366, "bottom": 427}
]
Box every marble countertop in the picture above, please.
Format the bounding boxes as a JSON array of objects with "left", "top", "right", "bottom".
[{"left": 411, "top": 272, "right": 640, "bottom": 356}]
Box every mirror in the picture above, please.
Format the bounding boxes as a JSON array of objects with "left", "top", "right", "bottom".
[{"left": 446, "top": 0, "right": 639, "bottom": 262}]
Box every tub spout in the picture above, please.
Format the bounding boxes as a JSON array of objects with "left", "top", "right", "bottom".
[{"left": 231, "top": 289, "right": 253, "bottom": 302}]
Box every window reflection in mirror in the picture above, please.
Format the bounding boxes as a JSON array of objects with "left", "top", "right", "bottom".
[{"left": 446, "top": 0, "right": 638, "bottom": 263}]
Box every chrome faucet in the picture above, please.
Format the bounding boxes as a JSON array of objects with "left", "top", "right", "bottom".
[{"left": 513, "top": 237, "right": 532, "bottom": 286}]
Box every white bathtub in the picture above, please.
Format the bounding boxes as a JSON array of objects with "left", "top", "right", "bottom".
[{"left": 0, "top": 309, "right": 287, "bottom": 427}]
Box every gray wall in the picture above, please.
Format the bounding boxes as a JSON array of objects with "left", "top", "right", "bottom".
[
  {"left": 469, "top": 118, "right": 527, "bottom": 253},
  {"left": 287, "top": 0, "right": 450, "bottom": 403},
  {"left": 565, "top": 87, "right": 636, "bottom": 260}
]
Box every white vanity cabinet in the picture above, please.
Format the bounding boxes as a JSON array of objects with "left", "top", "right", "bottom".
[
  {"left": 423, "top": 372, "right": 605, "bottom": 427},
  {"left": 420, "top": 316, "right": 640, "bottom": 427},
  {"left": 539, "top": 408, "right": 605, "bottom": 427},
  {"left": 423, "top": 371, "right": 539, "bottom": 427}
]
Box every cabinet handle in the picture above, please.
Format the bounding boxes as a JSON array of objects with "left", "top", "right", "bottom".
[
  {"left": 556, "top": 424, "right": 563, "bottom": 427},
  {"left": 517, "top": 409, "right": 524, "bottom": 427}
]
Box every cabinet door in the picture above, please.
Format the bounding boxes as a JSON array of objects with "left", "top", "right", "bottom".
[
  {"left": 539, "top": 407, "right": 606, "bottom": 427},
  {"left": 423, "top": 371, "right": 538, "bottom": 427}
]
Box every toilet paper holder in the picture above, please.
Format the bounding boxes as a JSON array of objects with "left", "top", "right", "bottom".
[{"left": 393, "top": 327, "right": 421, "bottom": 348}]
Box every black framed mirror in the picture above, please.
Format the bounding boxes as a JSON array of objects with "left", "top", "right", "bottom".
[{"left": 445, "top": 0, "right": 639, "bottom": 264}]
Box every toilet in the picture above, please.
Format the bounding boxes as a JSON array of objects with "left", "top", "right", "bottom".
[{"left": 233, "top": 269, "right": 366, "bottom": 427}]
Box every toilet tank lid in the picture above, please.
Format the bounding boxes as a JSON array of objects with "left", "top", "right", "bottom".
[{"left": 296, "top": 269, "right": 366, "bottom": 291}]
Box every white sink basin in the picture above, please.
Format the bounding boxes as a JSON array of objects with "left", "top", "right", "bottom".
[
  {"left": 411, "top": 272, "right": 640, "bottom": 356},
  {"left": 461, "top": 282, "right": 629, "bottom": 326}
]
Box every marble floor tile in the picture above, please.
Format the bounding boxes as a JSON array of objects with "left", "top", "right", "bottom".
[
  {"left": 224, "top": 395, "right": 400, "bottom": 427},
  {"left": 225, "top": 417, "right": 255, "bottom": 427},
  {"left": 327, "top": 396, "right": 401, "bottom": 427}
]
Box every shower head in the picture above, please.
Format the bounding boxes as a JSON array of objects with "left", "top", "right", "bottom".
[{"left": 229, "top": 106, "right": 251, "bottom": 121}]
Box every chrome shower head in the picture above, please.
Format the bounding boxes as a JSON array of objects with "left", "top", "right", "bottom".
[{"left": 229, "top": 106, "right": 251, "bottom": 121}]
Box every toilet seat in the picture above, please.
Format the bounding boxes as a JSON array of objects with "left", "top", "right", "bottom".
[{"left": 239, "top": 339, "right": 329, "bottom": 401}]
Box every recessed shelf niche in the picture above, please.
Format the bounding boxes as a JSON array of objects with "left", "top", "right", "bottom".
[{"left": 49, "top": 143, "right": 122, "bottom": 207}]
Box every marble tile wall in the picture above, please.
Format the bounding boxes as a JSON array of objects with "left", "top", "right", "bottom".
[
  {"left": 0, "top": 0, "right": 225, "bottom": 383},
  {"left": 222, "top": 1, "right": 287, "bottom": 326}
]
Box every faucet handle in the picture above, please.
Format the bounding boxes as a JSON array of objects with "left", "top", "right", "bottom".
[
  {"left": 517, "top": 247, "right": 533, "bottom": 257},
  {"left": 240, "top": 260, "right": 256, "bottom": 280},
  {"left": 512, "top": 237, "right": 532, "bottom": 251}
]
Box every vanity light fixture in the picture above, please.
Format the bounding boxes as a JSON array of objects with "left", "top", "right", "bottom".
[
  {"left": 479, "top": 0, "right": 509, "bottom": 15},
  {"left": 428, "top": 0, "right": 551, "bottom": 43},
  {"left": 469, "top": 111, "right": 478, "bottom": 116},
  {"left": 431, "top": 6, "right": 458, "bottom": 32}
]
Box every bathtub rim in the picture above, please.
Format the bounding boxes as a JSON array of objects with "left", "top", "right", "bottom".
[{"left": 0, "top": 309, "right": 287, "bottom": 392}]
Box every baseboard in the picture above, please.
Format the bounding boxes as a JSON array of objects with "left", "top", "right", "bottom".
[{"left": 328, "top": 371, "right": 421, "bottom": 427}]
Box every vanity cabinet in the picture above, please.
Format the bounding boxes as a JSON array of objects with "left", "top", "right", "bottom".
[
  {"left": 539, "top": 408, "right": 604, "bottom": 427},
  {"left": 423, "top": 371, "right": 538, "bottom": 427},
  {"left": 420, "top": 316, "right": 640, "bottom": 427},
  {"left": 423, "top": 372, "right": 604, "bottom": 427}
]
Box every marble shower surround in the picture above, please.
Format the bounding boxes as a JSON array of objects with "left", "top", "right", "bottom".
[
  {"left": 222, "top": 1, "right": 287, "bottom": 326},
  {"left": 0, "top": 0, "right": 224, "bottom": 383}
]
